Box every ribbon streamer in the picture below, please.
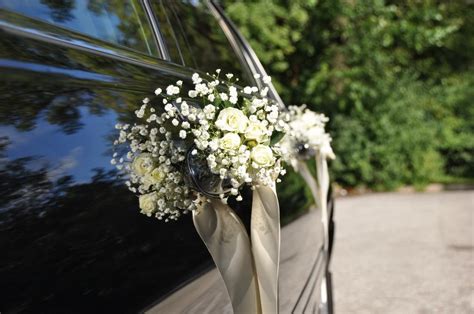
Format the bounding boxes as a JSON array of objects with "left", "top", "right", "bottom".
[
  {"left": 296, "top": 161, "right": 321, "bottom": 210},
  {"left": 193, "top": 182, "right": 282, "bottom": 314},
  {"left": 251, "top": 183, "right": 281, "bottom": 314},
  {"left": 193, "top": 199, "right": 261, "bottom": 314},
  {"left": 315, "top": 152, "right": 330, "bottom": 252},
  {"left": 296, "top": 153, "right": 332, "bottom": 252}
]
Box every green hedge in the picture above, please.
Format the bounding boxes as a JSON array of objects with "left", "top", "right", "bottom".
[{"left": 223, "top": 0, "right": 473, "bottom": 191}]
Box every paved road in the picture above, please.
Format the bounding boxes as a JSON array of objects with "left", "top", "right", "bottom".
[{"left": 330, "top": 191, "right": 474, "bottom": 314}]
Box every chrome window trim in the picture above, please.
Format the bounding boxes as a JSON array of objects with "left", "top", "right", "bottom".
[
  {"left": 154, "top": 1, "right": 254, "bottom": 86},
  {"left": 0, "top": 20, "right": 156, "bottom": 72},
  {"left": 143, "top": 0, "right": 171, "bottom": 61},
  {"left": 0, "top": 19, "right": 205, "bottom": 84},
  {"left": 206, "top": 0, "right": 257, "bottom": 86},
  {"left": 152, "top": 0, "right": 187, "bottom": 65},
  {"left": 0, "top": 6, "right": 169, "bottom": 69},
  {"left": 165, "top": 1, "right": 199, "bottom": 69}
]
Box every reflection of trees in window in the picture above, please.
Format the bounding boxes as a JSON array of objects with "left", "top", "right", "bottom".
[
  {"left": 152, "top": 0, "right": 183, "bottom": 64},
  {"left": 168, "top": 1, "right": 252, "bottom": 85},
  {"left": 2, "top": 0, "right": 157, "bottom": 56},
  {"left": 0, "top": 33, "right": 155, "bottom": 135},
  {"left": 85, "top": 0, "right": 156, "bottom": 54},
  {"left": 40, "top": 0, "right": 75, "bottom": 22}
]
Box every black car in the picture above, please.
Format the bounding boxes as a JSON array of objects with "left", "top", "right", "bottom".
[{"left": 0, "top": 1, "right": 335, "bottom": 313}]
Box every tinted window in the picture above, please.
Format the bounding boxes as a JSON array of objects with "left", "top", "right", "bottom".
[
  {"left": 152, "top": 0, "right": 184, "bottom": 64},
  {"left": 0, "top": 0, "right": 158, "bottom": 56},
  {"left": 163, "top": 0, "right": 253, "bottom": 85}
]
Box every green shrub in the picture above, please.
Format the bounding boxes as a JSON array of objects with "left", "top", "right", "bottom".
[
  {"left": 223, "top": 0, "right": 473, "bottom": 190},
  {"left": 331, "top": 79, "right": 445, "bottom": 190}
]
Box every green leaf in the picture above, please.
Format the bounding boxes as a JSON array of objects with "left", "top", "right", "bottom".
[{"left": 270, "top": 131, "right": 284, "bottom": 145}]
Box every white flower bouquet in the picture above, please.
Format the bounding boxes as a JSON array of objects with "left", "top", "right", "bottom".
[
  {"left": 281, "top": 104, "right": 335, "bottom": 165},
  {"left": 111, "top": 70, "right": 286, "bottom": 222},
  {"left": 281, "top": 104, "right": 335, "bottom": 254},
  {"left": 112, "top": 70, "right": 287, "bottom": 313}
]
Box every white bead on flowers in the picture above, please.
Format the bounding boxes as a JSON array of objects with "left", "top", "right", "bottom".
[{"left": 111, "top": 70, "right": 288, "bottom": 221}]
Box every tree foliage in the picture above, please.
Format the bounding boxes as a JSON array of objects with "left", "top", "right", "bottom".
[{"left": 222, "top": 0, "right": 473, "bottom": 190}]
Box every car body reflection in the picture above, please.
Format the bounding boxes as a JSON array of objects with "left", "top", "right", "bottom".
[{"left": 0, "top": 1, "right": 326, "bottom": 312}]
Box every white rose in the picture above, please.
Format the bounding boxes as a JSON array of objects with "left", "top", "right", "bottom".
[
  {"left": 132, "top": 153, "right": 154, "bottom": 176},
  {"left": 245, "top": 122, "right": 268, "bottom": 143},
  {"left": 149, "top": 167, "right": 166, "bottom": 183},
  {"left": 215, "top": 108, "right": 248, "bottom": 133},
  {"left": 142, "top": 168, "right": 167, "bottom": 190},
  {"left": 251, "top": 145, "right": 275, "bottom": 167},
  {"left": 219, "top": 133, "right": 241, "bottom": 150},
  {"left": 139, "top": 192, "right": 158, "bottom": 216}
]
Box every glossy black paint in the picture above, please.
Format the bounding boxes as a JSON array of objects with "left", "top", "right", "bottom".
[
  {"left": 0, "top": 1, "right": 331, "bottom": 313},
  {"left": 0, "top": 8, "right": 218, "bottom": 313}
]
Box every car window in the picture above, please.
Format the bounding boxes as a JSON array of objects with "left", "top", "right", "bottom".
[
  {"left": 151, "top": 0, "right": 185, "bottom": 64},
  {"left": 161, "top": 0, "right": 253, "bottom": 85},
  {"left": 0, "top": 0, "right": 159, "bottom": 56}
]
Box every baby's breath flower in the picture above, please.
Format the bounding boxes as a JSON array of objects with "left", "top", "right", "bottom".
[
  {"left": 166, "top": 85, "right": 180, "bottom": 95},
  {"left": 113, "top": 69, "right": 287, "bottom": 222},
  {"left": 262, "top": 75, "right": 271, "bottom": 84},
  {"left": 220, "top": 93, "right": 229, "bottom": 101},
  {"left": 192, "top": 73, "right": 202, "bottom": 84}
]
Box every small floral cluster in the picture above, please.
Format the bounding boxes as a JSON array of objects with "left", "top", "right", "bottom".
[
  {"left": 112, "top": 116, "right": 194, "bottom": 221},
  {"left": 281, "top": 105, "right": 335, "bottom": 164},
  {"left": 112, "top": 70, "right": 287, "bottom": 221}
]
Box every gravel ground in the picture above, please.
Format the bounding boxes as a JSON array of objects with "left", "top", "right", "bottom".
[{"left": 331, "top": 191, "right": 474, "bottom": 314}]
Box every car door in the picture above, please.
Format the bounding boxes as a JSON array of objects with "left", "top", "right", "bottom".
[
  {"left": 146, "top": 1, "right": 328, "bottom": 313},
  {"left": 211, "top": 4, "right": 331, "bottom": 311},
  {"left": 0, "top": 0, "right": 327, "bottom": 312},
  {"left": 0, "top": 1, "right": 220, "bottom": 312}
]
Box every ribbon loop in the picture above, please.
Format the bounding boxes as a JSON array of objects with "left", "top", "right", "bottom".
[
  {"left": 193, "top": 199, "right": 261, "bottom": 314},
  {"left": 194, "top": 182, "right": 282, "bottom": 314}
]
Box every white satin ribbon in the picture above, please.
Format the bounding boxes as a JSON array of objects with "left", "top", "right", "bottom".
[
  {"left": 296, "top": 152, "right": 333, "bottom": 252},
  {"left": 315, "top": 152, "right": 330, "bottom": 252},
  {"left": 251, "top": 182, "right": 281, "bottom": 314},
  {"left": 296, "top": 161, "right": 321, "bottom": 210},
  {"left": 193, "top": 199, "right": 261, "bottom": 314}
]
